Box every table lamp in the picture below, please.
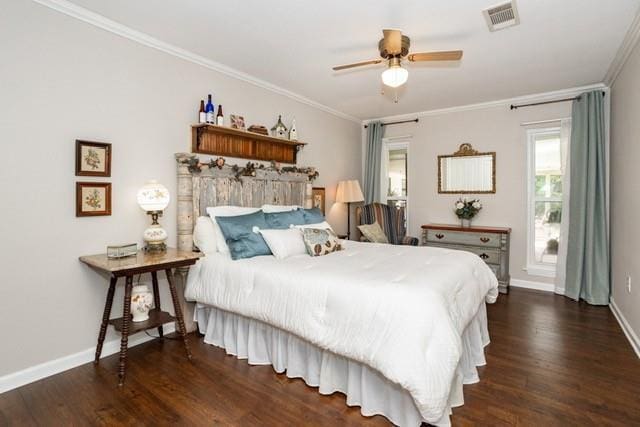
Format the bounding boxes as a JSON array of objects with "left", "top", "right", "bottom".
[
  {"left": 137, "top": 180, "right": 170, "bottom": 253},
  {"left": 336, "top": 180, "right": 364, "bottom": 240}
]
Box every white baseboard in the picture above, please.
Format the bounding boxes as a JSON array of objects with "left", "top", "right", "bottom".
[
  {"left": 511, "top": 278, "right": 556, "bottom": 292},
  {"left": 610, "top": 299, "right": 640, "bottom": 359},
  {"left": 0, "top": 324, "right": 176, "bottom": 394}
]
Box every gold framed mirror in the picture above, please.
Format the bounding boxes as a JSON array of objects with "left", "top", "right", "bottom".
[{"left": 438, "top": 144, "right": 496, "bottom": 194}]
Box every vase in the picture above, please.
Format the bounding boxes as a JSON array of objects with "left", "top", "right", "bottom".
[
  {"left": 131, "top": 285, "right": 153, "bottom": 322},
  {"left": 461, "top": 218, "right": 472, "bottom": 228}
]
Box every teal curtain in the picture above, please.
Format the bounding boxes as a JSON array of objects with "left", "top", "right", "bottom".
[
  {"left": 564, "top": 91, "right": 609, "bottom": 305},
  {"left": 364, "top": 122, "right": 383, "bottom": 204}
]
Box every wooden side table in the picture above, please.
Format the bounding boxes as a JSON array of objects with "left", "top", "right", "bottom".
[{"left": 80, "top": 248, "right": 202, "bottom": 385}]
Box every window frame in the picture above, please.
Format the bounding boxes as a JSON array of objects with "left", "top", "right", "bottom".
[
  {"left": 525, "top": 126, "right": 562, "bottom": 278},
  {"left": 381, "top": 136, "right": 411, "bottom": 230}
]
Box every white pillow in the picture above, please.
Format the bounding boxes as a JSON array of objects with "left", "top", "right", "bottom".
[
  {"left": 262, "top": 204, "right": 300, "bottom": 213},
  {"left": 193, "top": 216, "right": 217, "bottom": 254},
  {"left": 258, "top": 228, "right": 307, "bottom": 259},
  {"left": 206, "top": 206, "right": 261, "bottom": 255},
  {"left": 294, "top": 221, "right": 334, "bottom": 231}
]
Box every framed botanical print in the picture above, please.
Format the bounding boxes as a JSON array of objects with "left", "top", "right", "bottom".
[
  {"left": 76, "top": 182, "right": 112, "bottom": 217},
  {"left": 312, "top": 187, "right": 326, "bottom": 215},
  {"left": 76, "top": 140, "right": 111, "bottom": 177}
]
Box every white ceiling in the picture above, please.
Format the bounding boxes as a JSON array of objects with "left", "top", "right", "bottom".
[{"left": 66, "top": 0, "right": 639, "bottom": 120}]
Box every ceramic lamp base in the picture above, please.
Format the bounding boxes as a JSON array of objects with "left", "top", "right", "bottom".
[{"left": 143, "top": 220, "right": 168, "bottom": 253}]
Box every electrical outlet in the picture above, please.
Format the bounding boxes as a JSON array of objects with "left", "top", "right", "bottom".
[{"left": 626, "top": 275, "right": 632, "bottom": 294}]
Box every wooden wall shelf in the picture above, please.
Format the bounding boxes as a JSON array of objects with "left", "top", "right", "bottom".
[{"left": 191, "top": 124, "right": 306, "bottom": 164}]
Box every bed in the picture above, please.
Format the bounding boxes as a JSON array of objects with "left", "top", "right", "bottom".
[{"left": 174, "top": 153, "right": 498, "bottom": 426}]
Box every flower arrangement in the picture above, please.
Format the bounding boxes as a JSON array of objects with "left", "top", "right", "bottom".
[{"left": 455, "top": 198, "right": 482, "bottom": 226}]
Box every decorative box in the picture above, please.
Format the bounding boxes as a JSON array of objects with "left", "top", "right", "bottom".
[{"left": 107, "top": 243, "right": 138, "bottom": 259}]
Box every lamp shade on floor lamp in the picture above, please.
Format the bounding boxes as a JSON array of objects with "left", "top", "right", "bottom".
[{"left": 336, "top": 180, "right": 364, "bottom": 240}]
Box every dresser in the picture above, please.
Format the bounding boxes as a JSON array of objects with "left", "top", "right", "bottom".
[{"left": 421, "top": 224, "right": 511, "bottom": 294}]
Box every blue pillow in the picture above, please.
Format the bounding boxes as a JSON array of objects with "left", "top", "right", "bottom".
[
  {"left": 302, "top": 207, "right": 325, "bottom": 224},
  {"left": 264, "top": 210, "right": 306, "bottom": 229},
  {"left": 216, "top": 211, "right": 272, "bottom": 260}
]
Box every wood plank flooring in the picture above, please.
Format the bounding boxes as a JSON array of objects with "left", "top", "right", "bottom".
[{"left": 1, "top": 288, "right": 639, "bottom": 426}]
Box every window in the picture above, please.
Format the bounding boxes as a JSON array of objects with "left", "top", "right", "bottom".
[
  {"left": 526, "top": 127, "right": 565, "bottom": 276},
  {"left": 381, "top": 139, "right": 409, "bottom": 226}
]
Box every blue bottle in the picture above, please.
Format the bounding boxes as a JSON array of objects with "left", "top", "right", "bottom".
[{"left": 205, "top": 94, "right": 215, "bottom": 124}]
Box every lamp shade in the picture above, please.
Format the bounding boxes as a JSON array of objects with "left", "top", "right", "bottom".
[
  {"left": 137, "top": 180, "right": 170, "bottom": 212},
  {"left": 336, "top": 180, "right": 364, "bottom": 203},
  {"left": 381, "top": 65, "right": 408, "bottom": 88}
]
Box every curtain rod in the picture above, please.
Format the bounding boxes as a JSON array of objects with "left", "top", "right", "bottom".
[
  {"left": 510, "top": 91, "right": 605, "bottom": 110},
  {"left": 364, "top": 118, "right": 419, "bottom": 129}
]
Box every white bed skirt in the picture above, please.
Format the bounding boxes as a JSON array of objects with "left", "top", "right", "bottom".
[{"left": 196, "top": 303, "right": 490, "bottom": 426}]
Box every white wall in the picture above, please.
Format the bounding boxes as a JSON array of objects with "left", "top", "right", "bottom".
[
  {"left": 610, "top": 37, "right": 640, "bottom": 349},
  {"left": 379, "top": 102, "right": 573, "bottom": 286},
  {"left": 0, "top": 1, "right": 360, "bottom": 378}
]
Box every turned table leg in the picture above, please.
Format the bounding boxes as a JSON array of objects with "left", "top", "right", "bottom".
[
  {"left": 118, "top": 275, "right": 133, "bottom": 386},
  {"left": 151, "top": 271, "right": 164, "bottom": 338},
  {"left": 165, "top": 268, "right": 192, "bottom": 360},
  {"left": 95, "top": 276, "right": 117, "bottom": 364}
]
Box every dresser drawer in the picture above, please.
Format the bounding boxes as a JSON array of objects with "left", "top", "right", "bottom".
[
  {"left": 461, "top": 247, "right": 501, "bottom": 264},
  {"left": 425, "top": 229, "right": 502, "bottom": 248},
  {"left": 425, "top": 242, "right": 501, "bottom": 265}
]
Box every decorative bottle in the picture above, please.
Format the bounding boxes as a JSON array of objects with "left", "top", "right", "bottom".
[
  {"left": 198, "top": 100, "right": 206, "bottom": 123},
  {"left": 216, "top": 104, "right": 224, "bottom": 126},
  {"left": 205, "top": 94, "right": 215, "bottom": 124},
  {"left": 289, "top": 118, "right": 298, "bottom": 140}
]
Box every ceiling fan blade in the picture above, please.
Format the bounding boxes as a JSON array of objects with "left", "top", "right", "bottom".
[
  {"left": 382, "top": 29, "right": 403, "bottom": 55},
  {"left": 332, "top": 59, "right": 383, "bottom": 71},
  {"left": 408, "top": 50, "right": 463, "bottom": 62}
]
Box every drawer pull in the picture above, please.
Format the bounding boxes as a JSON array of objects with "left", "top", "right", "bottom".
[
  {"left": 480, "top": 237, "right": 490, "bottom": 243},
  {"left": 479, "top": 253, "right": 489, "bottom": 260},
  {"left": 435, "top": 233, "right": 445, "bottom": 240}
]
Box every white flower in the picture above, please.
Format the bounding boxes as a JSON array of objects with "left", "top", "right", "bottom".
[
  {"left": 472, "top": 201, "right": 481, "bottom": 209},
  {"left": 455, "top": 202, "right": 464, "bottom": 209}
]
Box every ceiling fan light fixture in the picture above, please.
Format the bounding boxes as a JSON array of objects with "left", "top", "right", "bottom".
[{"left": 381, "top": 58, "right": 408, "bottom": 88}]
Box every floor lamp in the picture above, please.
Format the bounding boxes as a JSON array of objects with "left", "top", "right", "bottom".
[{"left": 336, "top": 180, "right": 364, "bottom": 240}]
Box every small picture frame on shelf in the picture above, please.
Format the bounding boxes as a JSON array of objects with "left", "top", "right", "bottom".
[
  {"left": 76, "top": 182, "right": 112, "bottom": 217},
  {"left": 312, "top": 187, "right": 326, "bottom": 215},
  {"left": 76, "top": 140, "right": 111, "bottom": 177},
  {"left": 230, "top": 115, "right": 246, "bottom": 131}
]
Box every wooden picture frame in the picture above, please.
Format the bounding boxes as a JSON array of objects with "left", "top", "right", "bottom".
[
  {"left": 76, "top": 140, "right": 111, "bottom": 177},
  {"left": 312, "top": 187, "right": 326, "bottom": 215},
  {"left": 76, "top": 182, "right": 112, "bottom": 217}
]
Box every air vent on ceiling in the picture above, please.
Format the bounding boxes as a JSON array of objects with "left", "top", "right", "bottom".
[{"left": 483, "top": 1, "right": 520, "bottom": 32}]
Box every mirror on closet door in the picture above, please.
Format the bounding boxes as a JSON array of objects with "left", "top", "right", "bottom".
[{"left": 438, "top": 144, "right": 496, "bottom": 194}]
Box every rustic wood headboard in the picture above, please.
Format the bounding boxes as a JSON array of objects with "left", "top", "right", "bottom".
[
  {"left": 173, "top": 153, "right": 317, "bottom": 331},
  {"left": 174, "top": 153, "right": 315, "bottom": 253}
]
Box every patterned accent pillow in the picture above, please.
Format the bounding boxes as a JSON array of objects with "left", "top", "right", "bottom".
[
  {"left": 357, "top": 222, "right": 389, "bottom": 244},
  {"left": 301, "top": 228, "right": 343, "bottom": 257}
]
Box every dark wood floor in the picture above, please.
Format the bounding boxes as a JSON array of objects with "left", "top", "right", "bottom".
[{"left": 1, "top": 288, "right": 639, "bottom": 426}]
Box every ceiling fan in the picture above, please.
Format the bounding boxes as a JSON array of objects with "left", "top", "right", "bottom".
[{"left": 332, "top": 29, "right": 463, "bottom": 88}]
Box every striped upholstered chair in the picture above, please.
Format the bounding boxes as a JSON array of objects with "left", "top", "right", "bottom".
[{"left": 355, "top": 203, "right": 419, "bottom": 246}]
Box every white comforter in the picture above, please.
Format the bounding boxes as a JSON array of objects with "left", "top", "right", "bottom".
[{"left": 185, "top": 240, "right": 498, "bottom": 422}]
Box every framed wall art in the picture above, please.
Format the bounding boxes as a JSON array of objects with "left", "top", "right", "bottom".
[
  {"left": 76, "top": 140, "right": 111, "bottom": 177},
  {"left": 312, "top": 187, "right": 326, "bottom": 215},
  {"left": 76, "top": 182, "right": 112, "bottom": 217},
  {"left": 230, "top": 115, "right": 246, "bottom": 131}
]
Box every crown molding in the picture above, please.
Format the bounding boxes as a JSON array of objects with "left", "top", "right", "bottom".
[
  {"left": 604, "top": 7, "right": 640, "bottom": 87},
  {"left": 31, "top": 0, "right": 361, "bottom": 124},
  {"left": 363, "top": 83, "right": 608, "bottom": 124}
]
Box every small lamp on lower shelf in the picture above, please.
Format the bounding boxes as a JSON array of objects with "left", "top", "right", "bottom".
[
  {"left": 336, "top": 180, "right": 364, "bottom": 240},
  {"left": 137, "top": 180, "right": 170, "bottom": 253}
]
